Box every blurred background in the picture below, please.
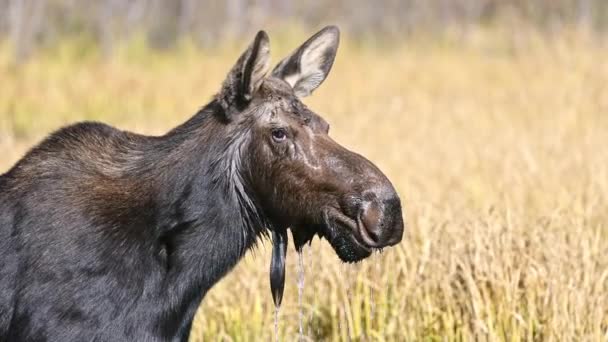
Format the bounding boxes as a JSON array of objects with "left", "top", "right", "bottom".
[
  {"left": 1, "top": 0, "right": 608, "bottom": 61},
  {"left": 1, "top": 1, "right": 608, "bottom": 341}
]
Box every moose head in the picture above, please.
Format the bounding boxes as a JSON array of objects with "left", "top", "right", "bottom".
[{"left": 214, "top": 26, "right": 405, "bottom": 305}]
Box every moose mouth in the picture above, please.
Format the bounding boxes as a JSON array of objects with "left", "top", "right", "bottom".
[
  {"left": 272, "top": 204, "right": 401, "bottom": 306},
  {"left": 291, "top": 207, "right": 383, "bottom": 263}
]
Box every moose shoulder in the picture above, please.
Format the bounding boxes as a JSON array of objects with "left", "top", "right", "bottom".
[{"left": 0, "top": 26, "right": 404, "bottom": 341}]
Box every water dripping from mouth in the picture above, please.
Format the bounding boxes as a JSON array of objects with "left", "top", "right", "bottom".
[
  {"left": 369, "top": 250, "right": 385, "bottom": 337},
  {"left": 368, "top": 256, "right": 381, "bottom": 337},
  {"left": 307, "top": 244, "right": 314, "bottom": 337},
  {"left": 297, "top": 250, "right": 305, "bottom": 341},
  {"left": 341, "top": 263, "right": 353, "bottom": 342},
  {"left": 274, "top": 306, "right": 280, "bottom": 342}
]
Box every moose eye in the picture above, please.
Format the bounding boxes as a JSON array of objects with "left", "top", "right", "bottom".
[{"left": 271, "top": 128, "right": 287, "bottom": 142}]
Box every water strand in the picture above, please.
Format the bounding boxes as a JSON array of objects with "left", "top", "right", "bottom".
[
  {"left": 307, "top": 244, "right": 314, "bottom": 337},
  {"left": 341, "top": 264, "right": 353, "bottom": 342},
  {"left": 297, "top": 250, "right": 305, "bottom": 341},
  {"left": 274, "top": 305, "right": 280, "bottom": 342}
]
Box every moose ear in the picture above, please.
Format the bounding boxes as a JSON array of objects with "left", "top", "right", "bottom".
[
  {"left": 217, "top": 30, "right": 271, "bottom": 118},
  {"left": 272, "top": 26, "right": 340, "bottom": 97}
]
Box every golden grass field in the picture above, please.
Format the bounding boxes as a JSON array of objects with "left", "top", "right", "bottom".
[{"left": 1, "top": 28, "right": 607, "bottom": 341}]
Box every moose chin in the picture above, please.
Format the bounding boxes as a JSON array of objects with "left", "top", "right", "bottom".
[{"left": 0, "top": 26, "right": 404, "bottom": 341}]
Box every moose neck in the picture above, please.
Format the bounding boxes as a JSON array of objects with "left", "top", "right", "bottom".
[{"left": 141, "top": 101, "right": 267, "bottom": 336}]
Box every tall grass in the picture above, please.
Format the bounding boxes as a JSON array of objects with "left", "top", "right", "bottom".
[{"left": 1, "top": 29, "right": 607, "bottom": 341}]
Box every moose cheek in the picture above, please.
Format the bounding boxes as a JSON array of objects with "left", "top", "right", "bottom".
[
  {"left": 269, "top": 140, "right": 296, "bottom": 159},
  {"left": 286, "top": 142, "right": 298, "bottom": 158}
]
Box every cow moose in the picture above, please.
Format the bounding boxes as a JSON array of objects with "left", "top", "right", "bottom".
[{"left": 0, "top": 26, "right": 404, "bottom": 341}]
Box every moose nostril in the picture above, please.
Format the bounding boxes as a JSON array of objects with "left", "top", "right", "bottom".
[
  {"left": 359, "top": 200, "right": 383, "bottom": 243},
  {"left": 358, "top": 194, "right": 404, "bottom": 247}
]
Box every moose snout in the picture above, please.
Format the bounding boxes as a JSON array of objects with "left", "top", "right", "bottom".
[{"left": 356, "top": 191, "right": 404, "bottom": 248}]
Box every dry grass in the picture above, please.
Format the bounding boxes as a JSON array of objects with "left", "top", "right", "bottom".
[{"left": 1, "top": 29, "right": 607, "bottom": 341}]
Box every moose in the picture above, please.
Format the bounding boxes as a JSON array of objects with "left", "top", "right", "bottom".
[{"left": 0, "top": 26, "right": 404, "bottom": 341}]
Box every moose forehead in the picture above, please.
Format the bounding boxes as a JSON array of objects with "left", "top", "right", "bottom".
[{"left": 254, "top": 77, "right": 329, "bottom": 132}]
